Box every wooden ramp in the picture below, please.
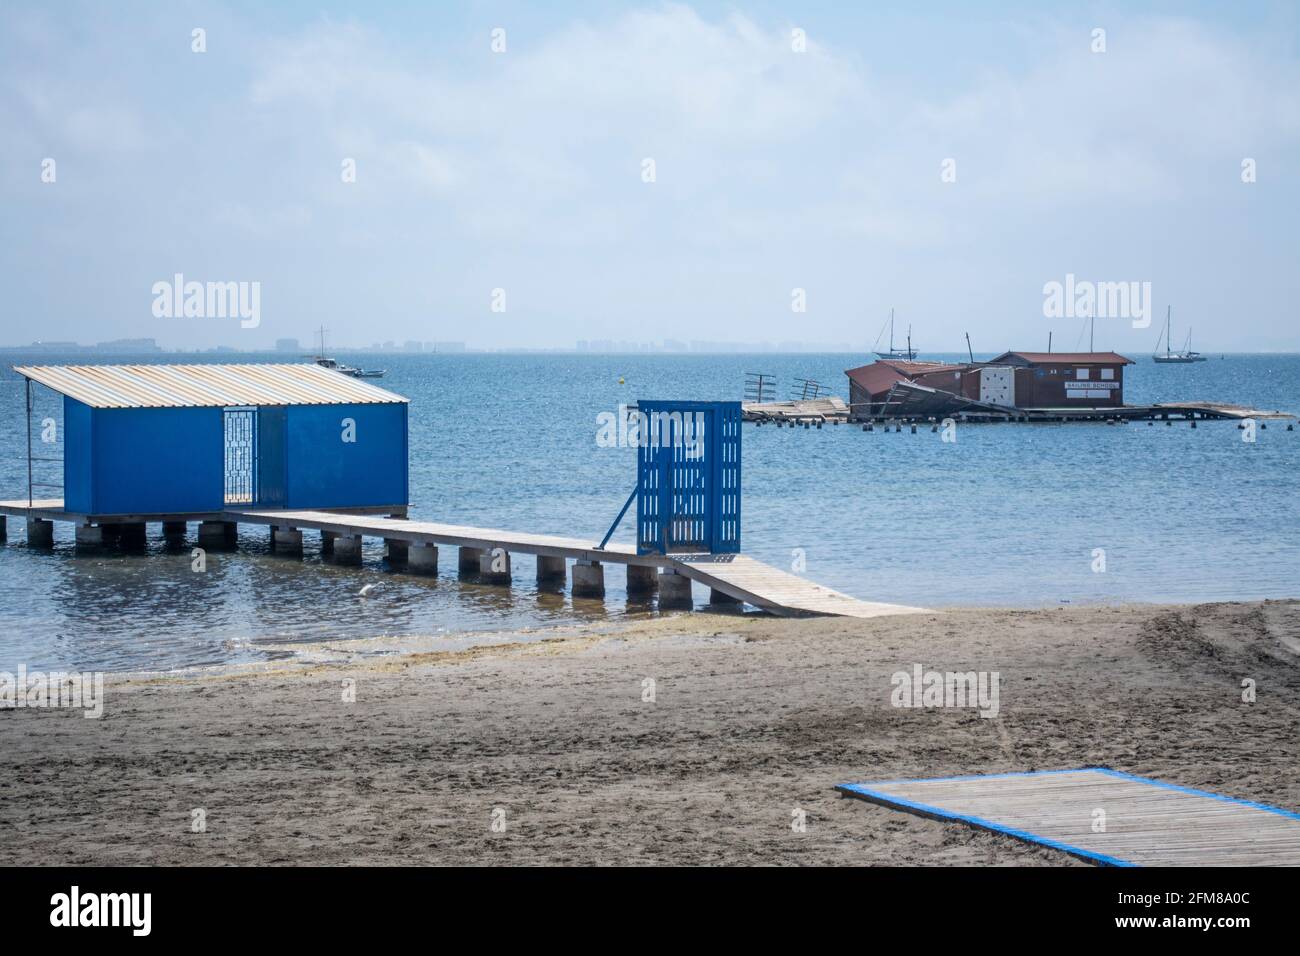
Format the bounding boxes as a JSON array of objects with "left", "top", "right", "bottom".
[
  {"left": 228, "top": 510, "right": 926, "bottom": 619},
  {"left": 672, "top": 553, "right": 925, "bottom": 619},
  {"left": 837, "top": 768, "right": 1300, "bottom": 866}
]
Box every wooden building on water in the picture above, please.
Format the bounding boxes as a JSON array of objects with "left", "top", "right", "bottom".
[
  {"left": 983, "top": 351, "right": 1134, "bottom": 408},
  {"left": 839, "top": 350, "right": 1291, "bottom": 424},
  {"left": 845, "top": 351, "right": 1140, "bottom": 421}
]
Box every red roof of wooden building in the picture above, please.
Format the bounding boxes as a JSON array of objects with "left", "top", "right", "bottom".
[{"left": 988, "top": 351, "right": 1133, "bottom": 366}]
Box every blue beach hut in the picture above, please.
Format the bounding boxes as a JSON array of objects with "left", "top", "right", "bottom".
[{"left": 13, "top": 364, "right": 408, "bottom": 517}]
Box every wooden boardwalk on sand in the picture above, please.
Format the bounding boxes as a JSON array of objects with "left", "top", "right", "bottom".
[
  {"left": 0, "top": 500, "right": 924, "bottom": 619},
  {"left": 837, "top": 768, "right": 1300, "bottom": 866}
]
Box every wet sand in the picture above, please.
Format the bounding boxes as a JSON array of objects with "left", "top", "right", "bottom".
[{"left": 2, "top": 599, "right": 1297, "bottom": 865}]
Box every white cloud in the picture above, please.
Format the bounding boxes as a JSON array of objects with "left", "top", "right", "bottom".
[{"left": 1, "top": 3, "right": 1297, "bottom": 348}]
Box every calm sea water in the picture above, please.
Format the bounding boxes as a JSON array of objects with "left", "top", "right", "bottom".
[{"left": 1, "top": 350, "right": 1297, "bottom": 672}]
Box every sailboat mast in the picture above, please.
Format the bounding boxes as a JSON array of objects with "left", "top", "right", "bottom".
[{"left": 889, "top": 308, "right": 895, "bottom": 351}]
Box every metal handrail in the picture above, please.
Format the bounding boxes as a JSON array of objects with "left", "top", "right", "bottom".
[{"left": 595, "top": 485, "right": 637, "bottom": 551}]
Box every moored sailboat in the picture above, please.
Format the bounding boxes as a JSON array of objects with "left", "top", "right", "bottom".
[
  {"left": 1152, "top": 307, "right": 1206, "bottom": 363},
  {"left": 873, "top": 309, "right": 918, "bottom": 361}
]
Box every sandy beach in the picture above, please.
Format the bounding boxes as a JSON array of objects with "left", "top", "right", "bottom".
[{"left": 2, "top": 599, "right": 1297, "bottom": 866}]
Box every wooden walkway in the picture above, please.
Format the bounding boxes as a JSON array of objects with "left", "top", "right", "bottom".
[
  {"left": 743, "top": 396, "right": 850, "bottom": 425},
  {"left": 234, "top": 508, "right": 649, "bottom": 566},
  {"left": 837, "top": 768, "right": 1300, "bottom": 866},
  {"left": 674, "top": 553, "right": 923, "bottom": 618},
  {"left": 230, "top": 509, "right": 923, "bottom": 619},
  {"left": 0, "top": 500, "right": 924, "bottom": 619}
]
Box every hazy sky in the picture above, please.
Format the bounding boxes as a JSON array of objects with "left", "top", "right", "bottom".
[{"left": 2, "top": 1, "right": 1297, "bottom": 352}]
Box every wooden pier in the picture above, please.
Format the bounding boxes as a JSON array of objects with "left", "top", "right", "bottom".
[
  {"left": 838, "top": 768, "right": 1300, "bottom": 866},
  {"left": 0, "top": 500, "right": 924, "bottom": 620},
  {"left": 743, "top": 396, "right": 850, "bottom": 426},
  {"left": 851, "top": 401, "right": 1296, "bottom": 426}
]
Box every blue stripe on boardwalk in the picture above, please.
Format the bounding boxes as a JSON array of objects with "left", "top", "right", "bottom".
[
  {"left": 1089, "top": 768, "right": 1300, "bottom": 822},
  {"left": 836, "top": 767, "right": 1300, "bottom": 866},
  {"left": 835, "top": 776, "right": 1137, "bottom": 867}
]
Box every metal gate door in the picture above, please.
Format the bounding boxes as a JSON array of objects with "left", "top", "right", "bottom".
[
  {"left": 223, "top": 407, "right": 258, "bottom": 505},
  {"left": 636, "top": 401, "right": 741, "bottom": 555}
]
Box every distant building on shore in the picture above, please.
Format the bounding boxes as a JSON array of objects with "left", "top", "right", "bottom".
[
  {"left": 3, "top": 341, "right": 88, "bottom": 352},
  {"left": 275, "top": 338, "right": 301, "bottom": 352},
  {"left": 95, "top": 338, "right": 162, "bottom": 353},
  {"left": 845, "top": 351, "right": 1135, "bottom": 419},
  {"left": 1, "top": 338, "right": 161, "bottom": 353}
]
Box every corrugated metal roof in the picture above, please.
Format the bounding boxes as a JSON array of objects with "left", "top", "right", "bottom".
[
  {"left": 875, "top": 360, "right": 961, "bottom": 376},
  {"left": 845, "top": 360, "right": 967, "bottom": 398},
  {"left": 845, "top": 362, "right": 909, "bottom": 396},
  {"left": 12, "top": 363, "right": 408, "bottom": 409}
]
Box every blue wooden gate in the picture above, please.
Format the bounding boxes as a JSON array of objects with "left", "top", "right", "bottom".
[{"left": 636, "top": 400, "right": 741, "bottom": 555}]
